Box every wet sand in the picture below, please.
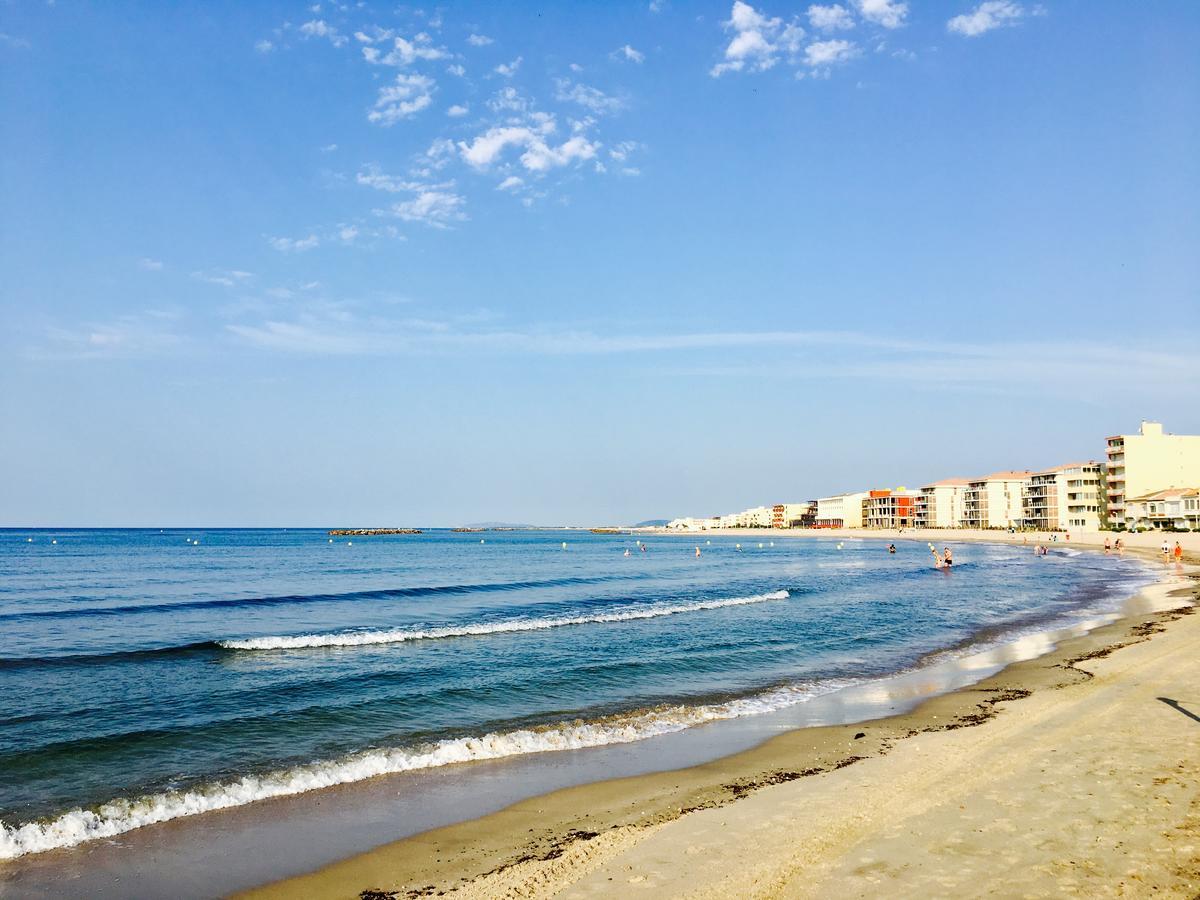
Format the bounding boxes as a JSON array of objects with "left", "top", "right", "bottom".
[{"left": 241, "top": 559, "right": 1199, "bottom": 899}]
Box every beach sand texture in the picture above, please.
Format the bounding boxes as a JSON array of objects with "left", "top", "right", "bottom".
[{"left": 243, "top": 568, "right": 1200, "bottom": 900}]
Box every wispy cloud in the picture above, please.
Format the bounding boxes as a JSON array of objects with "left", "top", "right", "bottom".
[
  {"left": 299, "top": 19, "right": 348, "bottom": 48},
  {"left": 948, "top": 1, "right": 1029, "bottom": 37},
  {"left": 554, "top": 80, "right": 626, "bottom": 116},
  {"left": 494, "top": 56, "right": 522, "bottom": 77},
  {"left": 268, "top": 234, "right": 320, "bottom": 253},
  {"left": 362, "top": 33, "right": 448, "bottom": 66},
  {"left": 368, "top": 73, "right": 435, "bottom": 124},
  {"left": 0, "top": 32, "right": 33, "bottom": 50},
  {"left": 138, "top": 258, "right": 164, "bottom": 271},
  {"left": 466, "top": 33, "right": 493, "bottom": 46},
  {"left": 35, "top": 311, "right": 186, "bottom": 360},
  {"left": 804, "top": 38, "right": 859, "bottom": 66},
  {"left": 193, "top": 269, "right": 254, "bottom": 288},
  {"left": 614, "top": 44, "right": 645, "bottom": 63}
]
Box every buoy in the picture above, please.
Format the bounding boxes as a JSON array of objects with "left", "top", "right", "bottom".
[
  {"left": 736, "top": 543, "right": 741, "bottom": 550},
  {"left": 758, "top": 543, "right": 764, "bottom": 549},
  {"left": 328, "top": 538, "right": 333, "bottom": 543},
  {"left": 769, "top": 542, "right": 774, "bottom": 547},
  {"left": 706, "top": 540, "right": 711, "bottom": 545},
  {"left": 347, "top": 541, "right": 352, "bottom": 546},
  {"left": 52, "top": 539, "right": 57, "bottom": 544},
  {"left": 480, "top": 539, "right": 485, "bottom": 544},
  {"left": 837, "top": 543, "right": 843, "bottom": 550},
  {"left": 562, "top": 542, "right": 567, "bottom": 549},
  {"left": 27, "top": 538, "right": 32, "bottom": 542}
]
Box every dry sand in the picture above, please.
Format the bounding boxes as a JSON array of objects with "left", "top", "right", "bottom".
[{"left": 241, "top": 555, "right": 1200, "bottom": 900}]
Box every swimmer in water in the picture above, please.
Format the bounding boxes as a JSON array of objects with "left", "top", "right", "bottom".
[
  {"left": 695, "top": 546, "right": 701, "bottom": 557},
  {"left": 888, "top": 544, "right": 897, "bottom": 554},
  {"left": 943, "top": 547, "right": 953, "bottom": 567},
  {"left": 931, "top": 548, "right": 945, "bottom": 569}
]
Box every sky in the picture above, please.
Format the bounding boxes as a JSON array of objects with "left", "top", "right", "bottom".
[{"left": 1, "top": 0, "right": 1198, "bottom": 527}]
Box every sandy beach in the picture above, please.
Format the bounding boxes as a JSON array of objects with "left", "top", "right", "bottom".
[{"left": 241, "top": 546, "right": 1199, "bottom": 900}]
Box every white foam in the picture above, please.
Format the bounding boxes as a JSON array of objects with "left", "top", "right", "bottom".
[
  {"left": 0, "top": 671, "right": 839, "bottom": 861},
  {"left": 218, "top": 590, "right": 790, "bottom": 651}
]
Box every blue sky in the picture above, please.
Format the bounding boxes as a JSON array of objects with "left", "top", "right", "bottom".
[{"left": 2, "top": 0, "right": 1198, "bottom": 526}]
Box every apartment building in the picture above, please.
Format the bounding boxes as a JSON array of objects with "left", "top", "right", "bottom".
[
  {"left": 1022, "top": 462, "right": 1105, "bottom": 532},
  {"left": 916, "top": 478, "right": 971, "bottom": 528},
  {"left": 815, "top": 492, "right": 869, "bottom": 528},
  {"left": 864, "top": 489, "right": 919, "bottom": 529},
  {"left": 771, "top": 502, "right": 817, "bottom": 529},
  {"left": 1125, "top": 488, "right": 1200, "bottom": 531},
  {"left": 1105, "top": 421, "right": 1200, "bottom": 528},
  {"left": 962, "top": 471, "right": 1032, "bottom": 529}
]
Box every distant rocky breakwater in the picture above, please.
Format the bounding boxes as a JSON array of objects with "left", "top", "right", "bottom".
[{"left": 327, "top": 528, "right": 423, "bottom": 536}]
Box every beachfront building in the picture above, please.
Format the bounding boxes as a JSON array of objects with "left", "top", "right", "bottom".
[
  {"left": 1124, "top": 488, "right": 1200, "bottom": 532},
  {"left": 665, "top": 516, "right": 721, "bottom": 530},
  {"left": 864, "top": 489, "right": 919, "bottom": 529},
  {"left": 915, "top": 478, "right": 971, "bottom": 528},
  {"left": 815, "top": 492, "right": 870, "bottom": 529},
  {"left": 962, "top": 472, "right": 1032, "bottom": 529},
  {"left": 1105, "top": 421, "right": 1200, "bottom": 528},
  {"left": 1021, "top": 462, "right": 1105, "bottom": 532},
  {"left": 771, "top": 502, "right": 817, "bottom": 529}
]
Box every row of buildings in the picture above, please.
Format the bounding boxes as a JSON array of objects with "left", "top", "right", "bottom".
[{"left": 666, "top": 421, "right": 1200, "bottom": 533}]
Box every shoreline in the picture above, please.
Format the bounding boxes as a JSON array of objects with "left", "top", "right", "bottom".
[{"left": 237, "top": 550, "right": 1198, "bottom": 899}]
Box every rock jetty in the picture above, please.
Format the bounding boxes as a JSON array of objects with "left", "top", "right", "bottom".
[{"left": 327, "top": 528, "right": 423, "bottom": 536}]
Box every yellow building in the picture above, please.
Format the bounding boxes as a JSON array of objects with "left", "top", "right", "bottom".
[
  {"left": 916, "top": 478, "right": 971, "bottom": 528},
  {"left": 815, "top": 492, "right": 869, "bottom": 528},
  {"left": 1106, "top": 421, "right": 1200, "bottom": 528}
]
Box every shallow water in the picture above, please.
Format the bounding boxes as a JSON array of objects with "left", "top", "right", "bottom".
[{"left": 0, "top": 528, "right": 1154, "bottom": 859}]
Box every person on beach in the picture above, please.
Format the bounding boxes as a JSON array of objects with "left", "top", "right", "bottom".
[
  {"left": 1175, "top": 541, "right": 1184, "bottom": 563},
  {"left": 1104, "top": 538, "right": 1112, "bottom": 553},
  {"left": 1115, "top": 538, "right": 1124, "bottom": 554},
  {"left": 1161, "top": 539, "right": 1170, "bottom": 561}
]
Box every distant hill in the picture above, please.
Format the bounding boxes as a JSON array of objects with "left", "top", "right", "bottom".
[{"left": 633, "top": 519, "right": 669, "bottom": 528}]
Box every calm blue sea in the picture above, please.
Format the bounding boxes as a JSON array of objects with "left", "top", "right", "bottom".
[{"left": 0, "top": 528, "right": 1153, "bottom": 859}]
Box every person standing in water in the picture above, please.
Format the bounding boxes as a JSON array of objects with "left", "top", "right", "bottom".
[
  {"left": 943, "top": 547, "right": 953, "bottom": 567},
  {"left": 1175, "top": 541, "right": 1184, "bottom": 564}
]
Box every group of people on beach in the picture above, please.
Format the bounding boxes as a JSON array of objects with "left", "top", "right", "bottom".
[
  {"left": 1161, "top": 539, "right": 1184, "bottom": 564},
  {"left": 1103, "top": 537, "right": 1124, "bottom": 554}
]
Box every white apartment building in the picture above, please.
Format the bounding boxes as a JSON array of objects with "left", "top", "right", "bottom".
[
  {"left": 916, "top": 478, "right": 971, "bottom": 528},
  {"left": 1106, "top": 421, "right": 1200, "bottom": 528},
  {"left": 962, "top": 472, "right": 1032, "bottom": 529},
  {"left": 1125, "top": 488, "right": 1200, "bottom": 531},
  {"left": 1022, "top": 462, "right": 1105, "bottom": 532},
  {"left": 666, "top": 516, "right": 721, "bottom": 530},
  {"left": 815, "top": 492, "right": 869, "bottom": 528}
]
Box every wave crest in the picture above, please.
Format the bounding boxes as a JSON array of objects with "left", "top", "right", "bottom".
[
  {"left": 218, "top": 590, "right": 791, "bottom": 651},
  {"left": 0, "top": 671, "right": 837, "bottom": 861}
]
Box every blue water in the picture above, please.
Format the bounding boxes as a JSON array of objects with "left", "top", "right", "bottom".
[{"left": 0, "top": 528, "right": 1152, "bottom": 858}]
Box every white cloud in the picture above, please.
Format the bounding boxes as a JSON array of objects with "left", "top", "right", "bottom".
[
  {"left": 494, "top": 56, "right": 522, "bottom": 77},
  {"left": 319, "top": 143, "right": 338, "bottom": 153},
  {"left": 299, "top": 19, "right": 348, "bottom": 48},
  {"left": 947, "top": 1, "right": 1026, "bottom": 36},
  {"left": 554, "top": 80, "right": 625, "bottom": 116},
  {"left": 447, "top": 104, "right": 470, "bottom": 117},
  {"left": 368, "top": 73, "right": 435, "bottom": 124},
  {"left": 193, "top": 270, "right": 254, "bottom": 288},
  {"left": 381, "top": 190, "right": 467, "bottom": 228},
  {"left": 615, "top": 44, "right": 645, "bottom": 63},
  {"left": 40, "top": 312, "right": 184, "bottom": 360},
  {"left": 649, "top": 0, "right": 666, "bottom": 11},
  {"left": 138, "top": 258, "right": 164, "bottom": 271},
  {"left": 467, "top": 33, "right": 494, "bottom": 46},
  {"left": 458, "top": 126, "right": 599, "bottom": 173},
  {"left": 447, "top": 63, "right": 466, "bottom": 76},
  {"left": 254, "top": 39, "right": 274, "bottom": 53},
  {"left": 356, "top": 163, "right": 429, "bottom": 193},
  {"left": 521, "top": 135, "right": 599, "bottom": 172},
  {"left": 337, "top": 225, "right": 359, "bottom": 243},
  {"left": 711, "top": 2, "right": 805, "bottom": 76},
  {"left": 855, "top": 0, "right": 907, "bottom": 29},
  {"left": 804, "top": 38, "right": 859, "bottom": 66},
  {"left": 362, "top": 33, "right": 449, "bottom": 66},
  {"left": 497, "top": 175, "right": 524, "bottom": 191},
  {"left": 609, "top": 140, "right": 641, "bottom": 162},
  {"left": 807, "top": 4, "right": 855, "bottom": 30},
  {"left": 268, "top": 234, "right": 320, "bottom": 253}
]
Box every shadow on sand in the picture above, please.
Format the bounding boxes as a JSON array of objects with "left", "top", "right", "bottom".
[{"left": 1158, "top": 697, "right": 1200, "bottom": 724}]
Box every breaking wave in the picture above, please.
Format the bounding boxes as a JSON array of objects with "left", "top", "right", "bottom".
[
  {"left": 0, "top": 672, "right": 840, "bottom": 861},
  {"left": 218, "top": 590, "right": 791, "bottom": 651}
]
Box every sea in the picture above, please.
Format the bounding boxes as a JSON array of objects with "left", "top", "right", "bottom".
[{"left": 0, "top": 528, "right": 1156, "bottom": 863}]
